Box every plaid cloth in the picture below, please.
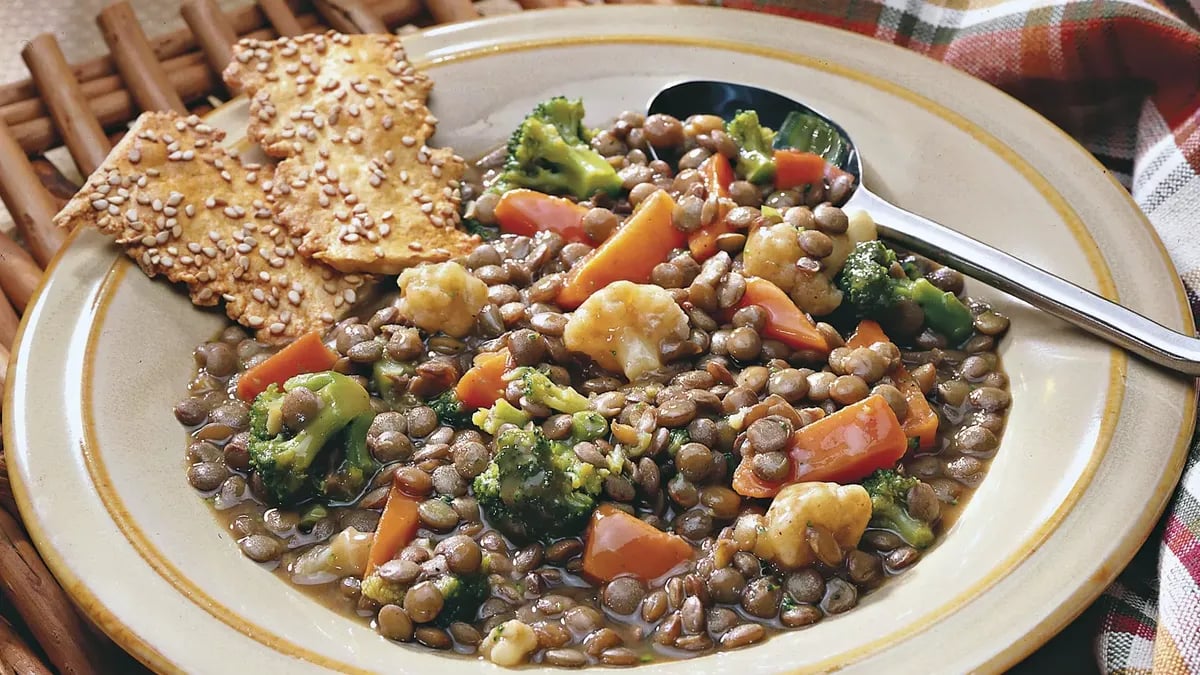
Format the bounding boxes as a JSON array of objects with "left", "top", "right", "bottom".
[{"left": 715, "top": 0, "right": 1200, "bottom": 671}]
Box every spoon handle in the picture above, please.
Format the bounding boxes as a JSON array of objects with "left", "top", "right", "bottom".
[{"left": 849, "top": 188, "right": 1200, "bottom": 376}]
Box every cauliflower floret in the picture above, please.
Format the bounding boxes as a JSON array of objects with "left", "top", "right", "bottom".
[
  {"left": 752, "top": 482, "right": 872, "bottom": 570},
  {"left": 743, "top": 211, "right": 878, "bottom": 317},
  {"left": 328, "top": 526, "right": 372, "bottom": 577},
  {"left": 396, "top": 261, "right": 489, "bottom": 338},
  {"left": 480, "top": 619, "right": 538, "bottom": 667},
  {"left": 823, "top": 209, "right": 878, "bottom": 275},
  {"left": 563, "top": 281, "right": 689, "bottom": 382}
]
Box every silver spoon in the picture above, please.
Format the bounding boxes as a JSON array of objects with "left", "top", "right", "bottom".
[{"left": 647, "top": 80, "right": 1200, "bottom": 375}]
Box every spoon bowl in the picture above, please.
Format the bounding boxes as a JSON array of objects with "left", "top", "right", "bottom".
[{"left": 647, "top": 80, "right": 1200, "bottom": 375}]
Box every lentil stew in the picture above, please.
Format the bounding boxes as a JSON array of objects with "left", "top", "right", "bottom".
[{"left": 176, "top": 100, "right": 1010, "bottom": 668}]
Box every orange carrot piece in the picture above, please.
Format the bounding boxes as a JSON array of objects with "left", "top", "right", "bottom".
[
  {"left": 494, "top": 188, "right": 594, "bottom": 245},
  {"left": 365, "top": 483, "right": 421, "bottom": 575},
  {"left": 687, "top": 154, "right": 735, "bottom": 261},
  {"left": 732, "top": 277, "right": 828, "bottom": 353},
  {"left": 582, "top": 504, "right": 693, "bottom": 583},
  {"left": 733, "top": 395, "right": 907, "bottom": 498},
  {"left": 557, "top": 190, "right": 684, "bottom": 309},
  {"left": 773, "top": 149, "right": 827, "bottom": 190},
  {"left": 235, "top": 331, "right": 338, "bottom": 401},
  {"left": 847, "top": 320, "right": 939, "bottom": 449},
  {"left": 455, "top": 348, "right": 512, "bottom": 409}
]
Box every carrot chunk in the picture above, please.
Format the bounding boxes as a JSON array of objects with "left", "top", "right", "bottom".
[
  {"left": 733, "top": 394, "right": 907, "bottom": 498},
  {"left": 582, "top": 504, "right": 693, "bottom": 583},
  {"left": 557, "top": 190, "right": 684, "bottom": 309},
  {"left": 847, "top": 320, "right": 939, "bottom": 449},
  {"left": 236, "top": 331, "right": 338, "bottom": 401}
]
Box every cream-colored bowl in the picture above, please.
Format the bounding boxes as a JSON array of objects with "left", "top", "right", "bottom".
[{"left": 5, "top": 7, "right": 1196, "bottom": 674}]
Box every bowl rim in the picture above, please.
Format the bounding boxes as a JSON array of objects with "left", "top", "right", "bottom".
[{"left": 5, "top": 6, "right": 1197, "bottom": 674}]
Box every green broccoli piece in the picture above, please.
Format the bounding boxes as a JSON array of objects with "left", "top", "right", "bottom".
[
  {"left": 248, "top": 371, "right": 373, "bottom": 506},
  {"left": 836, "top": 240, "right": 975, "bottom": 345},
  {"left": 492, "top": 97, "right": 622, "bottom": 200},
  {"left": 472, "top": 427, "right": 605, "bottom": 543},
  {"left": 433, "top": 574, "right": 490, "bottom": 627},
  {"left": 570, "top": 410, "right": 608, "bottom": 441},
  {"left": 862, "top": 469, "right": 935, "bottom": 549},
  {"left": 360, "top": 572, "right": 407, "bottom": 606},
  {"left": 314, "top": 413, "right": 378, "bottom": 503},
  {"left": 513, "top": 366, "right": 591, "bottom": 414},
  {"left": 373, "top": 358, "right": 415, "bottom": 407},
  {"left": 429, "top": 390, "right": 472, "bottom": 429},
  {"left": 726, "top": 110, "right": 777, "bottom": 184},
  {"left": 471, "top": 399, "right": 532, "bottom": 435},
  {"left": 665, "top": 428, "right": 690, "bottom": 456}
]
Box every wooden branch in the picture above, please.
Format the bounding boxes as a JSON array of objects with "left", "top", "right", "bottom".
[
  {"left": 258, "top": 0, "right": 306, "bottom": 37},
  {"left": 0, "top": 292, "right": 17, "bottom": 351},
  {"left": 0, "top": 233, "right": 41, "bottom": 314},
  {"left": 98, "top": 2, "right": 189, "bottom": 114},
  {"left": 423, "top": 0, "right": 480, "bottom": 24},
  {"left": 0, "top": 121, "right": 63, "bottom": 266},
  {"left": 0, "top": 614, "right": 52, "bottom": 675},
  {"left": 21, "top": 36, "right": 111, "bottom": 175},
  {"left": 182, "top": 0, "right": 241, "bottom": 78},
  {"left": 0, "top": 508, "right": 105, "bottom": 674},
  {"left": 314, "top": 0, "right": 391, "bottom": 33}
]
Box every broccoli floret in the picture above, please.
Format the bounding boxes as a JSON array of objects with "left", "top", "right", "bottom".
[
  {"left": 248, "top": 372, "right": 373, "bottom": 506},
  {"left": 433, "top": 574, "right": 490, "bottom": 627},
  {"left": 472, "top": 428, "right": 605, "bottom": 543},
  {"left": 492, "top": 97, "right": 622, "bottom": 200},
  {"left": 471, "top": 399, "right": 533, "bottom": 435},
  {"left": 314, "top": 413, "right": 378, "bottom": 503},
  {"left": 429, "top": 390, "right": 471, "bottom": 429},
  {"left": 665, "top": 428, "right": 690, "bottom": 456},
  {"left": 862, "top": 469, "right": 935, "bottom": 549},
  {"left": 837, "top": 241, "right": 975, "bottom": 345},
  {"left": 726, "top": 110, "right": 777, "bottom": 184},
  {"left": 512, "top": 366, "right": 591, "bottom": 414},
  {"left": 360, "top": 572, "right": 407, "bottom": 606}
]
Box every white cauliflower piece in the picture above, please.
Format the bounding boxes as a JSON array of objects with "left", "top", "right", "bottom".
[
  {"left": 563, "top": 281, "right": 689, "bottom": 382},
  {"left": 752, "top": 482, "right": 872, "bottom": 570},
  {"left": 823, "top": 209, "right": 879, "bottom": 277},
  {"left": 743, "top": 222, "right": 842, "bottom": 316},
  {"left": 481, "top": 619, "right": 538, "bottom": 667},
  {"left": 396, "top": 261, "right": 489, "bottom": 338},
  {"left": 743, "top": 211, "right": 878, "bottom": 317},
  {"left": 328, "top": 526, "right": 372, "bottom": 577}
]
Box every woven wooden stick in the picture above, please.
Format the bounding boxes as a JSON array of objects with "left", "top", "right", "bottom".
[
  {"left": 99, "top": 2, "right": 189, "bottom": 114},
  {"left": 315, "top": 0, "right": 390, "bottom": 33},
  {"left": 0, "top": 0, "right": 422, "bottom": 108},
  {"left": 21, "top": 36, "right": 111, "bottom": 176},
  {"left": 0, "top": 2, "right": 271, "bottom": 109},
  {"left": 423, "top": 0, "right": 480, "bottom": 24},
  {"left": 9, "top": 24, "right": 310, "bottom": 155},
  {"left": 0, "top": 121, "right": 63, "bottom": 267},
  {"left": 183, "top": 0, "right": 241, "bottom": 78},
  {"left": 0, "top": 232, "right": 41, "bottom": 314},
  {"left": 517, "top": 0, "right": 566, "bottom": 8},
  {"left": 258, "top": 0, "right": 306, "bottom": 36},
  {"left": 0, "top": 292, "right": 17, "bottom": 351},
  {"left": 0, "top": 508, "right": 106, "bottom": 675},
  {"left": 0, "top": 616, "right": 52, "bottom": 675}
]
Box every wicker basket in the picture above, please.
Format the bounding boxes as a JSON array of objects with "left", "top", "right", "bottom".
[{"left": 0, "top": 0, "right": 687, "bottom": 671}]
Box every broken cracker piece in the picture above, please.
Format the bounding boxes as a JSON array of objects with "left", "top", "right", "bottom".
[
  {"left": 53, "top": 111, "right": 369, "bottom": 344},
  {"left": 224, "top": 32, "right": 476, "bottom": 275}
]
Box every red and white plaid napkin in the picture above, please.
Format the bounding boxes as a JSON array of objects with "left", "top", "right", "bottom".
[{"left": 718, "top": 0, "right": 1200, "bottom": 670}]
